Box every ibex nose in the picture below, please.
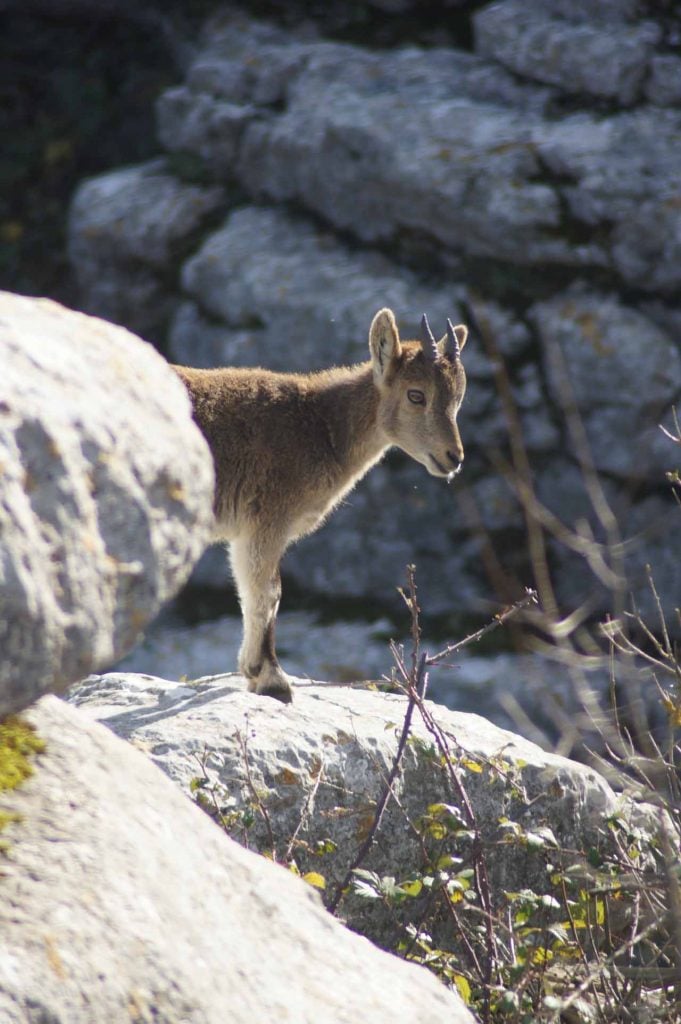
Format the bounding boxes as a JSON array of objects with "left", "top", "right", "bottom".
[{"left": 447, "top": 449, "right": 464, "bottom": 468}]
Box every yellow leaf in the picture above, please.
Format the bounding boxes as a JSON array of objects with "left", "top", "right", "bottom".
[
  {"left": 453, "top": 974, "right": 471, "bottom": 1004},
  {"left": 462, "top": 759, "right": 483, "bottom": 773},
  {"left": 661, "top": 694, "right": 681, "bottom": 724},
  {"left": 303, "top": 871, "right": 326, "bottom": 890}
]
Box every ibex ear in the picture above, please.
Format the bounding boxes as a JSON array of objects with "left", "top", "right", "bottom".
[{"left": 369, "top": 308, "right": 402, "bottom": 382}]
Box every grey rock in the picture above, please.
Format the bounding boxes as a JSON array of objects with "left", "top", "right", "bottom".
[
  {"left": 532, "top": 107, "right": 681, "bottom": 293},
  {"left": 474, "top": 0, "right": 660, "bottom": 103},
  {"left": 466, "top": 473, "right": 524, "bottom": 533},
  {"left": 70, "top": 672, "right": 661, "bottom": 944},
  {"left": 530, "top": 290, "right": 681, "bottom": 481},
  {"left": 0, "top": 695, "right": 472, "bottom": 1024},
  {"left": 156, "top": 87, "right": 256, "bottom": 171},
  {"left": 514, "top": 363, "right": 562, "bottom": 454},
  {"left": 178, "top": 206, "right": 469, "bottom": 372},
  {"left": 622, "top": 492, "right": 681, "bottom": 629},
  {"left": 539, "top": 478, "right": 681, "bottom": 638},
  {"left": 611, "top": 197, "right": 681, "bottom": 295},
  {"left": 168, "top": 300, "right": 261, "bottom": 370},
  {"left": 645, "top": 54, "right": 681, "bottom": 106},
  {"left": 639, "top": 301, "right": 681, "bottom": 345},
  {"left": 185, "top": 13, "right": 553, "bottom": 113},
  {"left": 156, "top": 19, "right": 614, "bottom": 270},
  {"left": 68, "top": 159, "right": 224, "bottom": 336},
  {"left": 0, "top": 293, "right": 214, "bottom": 717},
  {"left": 175, "top": 205, "right": 507, "bottom": 382},
  {"left": 538, "top": 0, "right": 638, "bottom": 20}
]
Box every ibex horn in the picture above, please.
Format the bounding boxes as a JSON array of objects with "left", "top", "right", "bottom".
[
  {"left": 446, "top": 318, "right": 461, "bottom": 362},
  {"left": 420, "top": 313, "right": 438, "bottom": 363}
]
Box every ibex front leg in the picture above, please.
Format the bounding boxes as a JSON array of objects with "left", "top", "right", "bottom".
[{"left": 229, "top": 536, "right": 292, "bottom": 703}]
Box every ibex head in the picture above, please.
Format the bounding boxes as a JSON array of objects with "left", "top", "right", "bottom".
[{"left": 369, "top": 307, "right": 467, "bottom": 482}]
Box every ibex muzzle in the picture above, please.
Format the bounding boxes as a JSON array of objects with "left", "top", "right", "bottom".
[{"left": 173, "top": 307, "right": 468, "bottom": 702}]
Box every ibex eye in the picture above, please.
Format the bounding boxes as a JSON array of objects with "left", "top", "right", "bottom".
[{"left": 407, "top": 389, "right": 425, "bottom": 405}]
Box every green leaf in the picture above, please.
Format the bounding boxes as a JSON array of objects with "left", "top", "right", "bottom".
[
  {"left": 398, "top": 879, "right": 423, "bottom": 898},
  {"left": 435, "top": 853, "right": 462, "bottom": 870},
  {"left": 352, "top": 879, "right": 382, "bottom": 899},
  {"left": 351, "top": 868, "right": 382, "bottom": 899}
]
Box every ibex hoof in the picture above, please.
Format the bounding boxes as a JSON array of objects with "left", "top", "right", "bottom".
[
  {"left": 246, "top": 671, "right": 293, "bottom": 704},
  {"left": 259, "top": 684, "right": 293, "bottom": 704}
]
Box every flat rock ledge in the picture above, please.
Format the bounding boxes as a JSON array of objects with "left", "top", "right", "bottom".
[{"left": 70, "top": 672, "right": 662, "bottom": 948}]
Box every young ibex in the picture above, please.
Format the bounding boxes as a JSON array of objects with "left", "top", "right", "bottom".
[{"left": 173, "top": 308, "right": 468, "bottom": 703}]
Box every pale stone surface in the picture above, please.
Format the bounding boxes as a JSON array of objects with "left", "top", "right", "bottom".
[
  {"left": 0, "top": 695, "right": 472, "bottom": 1024},
  {"left": 0, "top": 293, "right": 215, "bottom": 717}
]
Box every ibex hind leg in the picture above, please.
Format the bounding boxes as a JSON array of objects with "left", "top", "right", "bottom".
[{"left": 229, "top": 537, "right": 293, "bottom": 703}]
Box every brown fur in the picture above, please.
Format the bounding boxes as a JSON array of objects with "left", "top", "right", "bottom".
[{"left": 173, "top": 308, "right": 467, "bottom": 702}]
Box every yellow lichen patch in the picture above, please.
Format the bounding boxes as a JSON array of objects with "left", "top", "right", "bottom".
[
  {"left": 0, "top": 810, "right": 22, "bottom": 852},
  {"left": 44, "top": 935, "right": 67, "bottom": 979},
  {"left": 574, "top": 311, "right": 614, "bottom": 356},
  {"left": 0, "top": 715, "right": 45, "bottom": 792},
  {"left": 0, "top": 715, "right": 45, "bottom": 850},
  {"left": 167, "top": 482, "right": 186, "bottom": 502}
]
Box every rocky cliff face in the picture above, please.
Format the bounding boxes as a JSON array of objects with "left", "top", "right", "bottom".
[{"left": 67, "top": 1, "right": 681, "bottom": 629}]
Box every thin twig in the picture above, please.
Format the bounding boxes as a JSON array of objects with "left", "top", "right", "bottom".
[
  {"left": 327, "top": 651, "right": 428, "bottom": 913},
  {"left": 234, "top": 726, "right": 277, "bottom": 860},
  {"left": 426, "top": 588, "right": 537, "bottom": 665}
]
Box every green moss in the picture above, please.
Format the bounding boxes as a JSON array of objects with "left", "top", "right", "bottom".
[{"left": 0, "top": 715, "right": 45, "bottom": 849}]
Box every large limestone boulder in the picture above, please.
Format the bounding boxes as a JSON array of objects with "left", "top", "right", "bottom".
[
  {"left": 0, "top": 293, "right": 215, "bottom": 717},
  {"left": 0, "top": 695, "right": 472, "bottom": 1023},
  {"left": 70, "top": 673, "right": 660, "bottom": 944}
]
